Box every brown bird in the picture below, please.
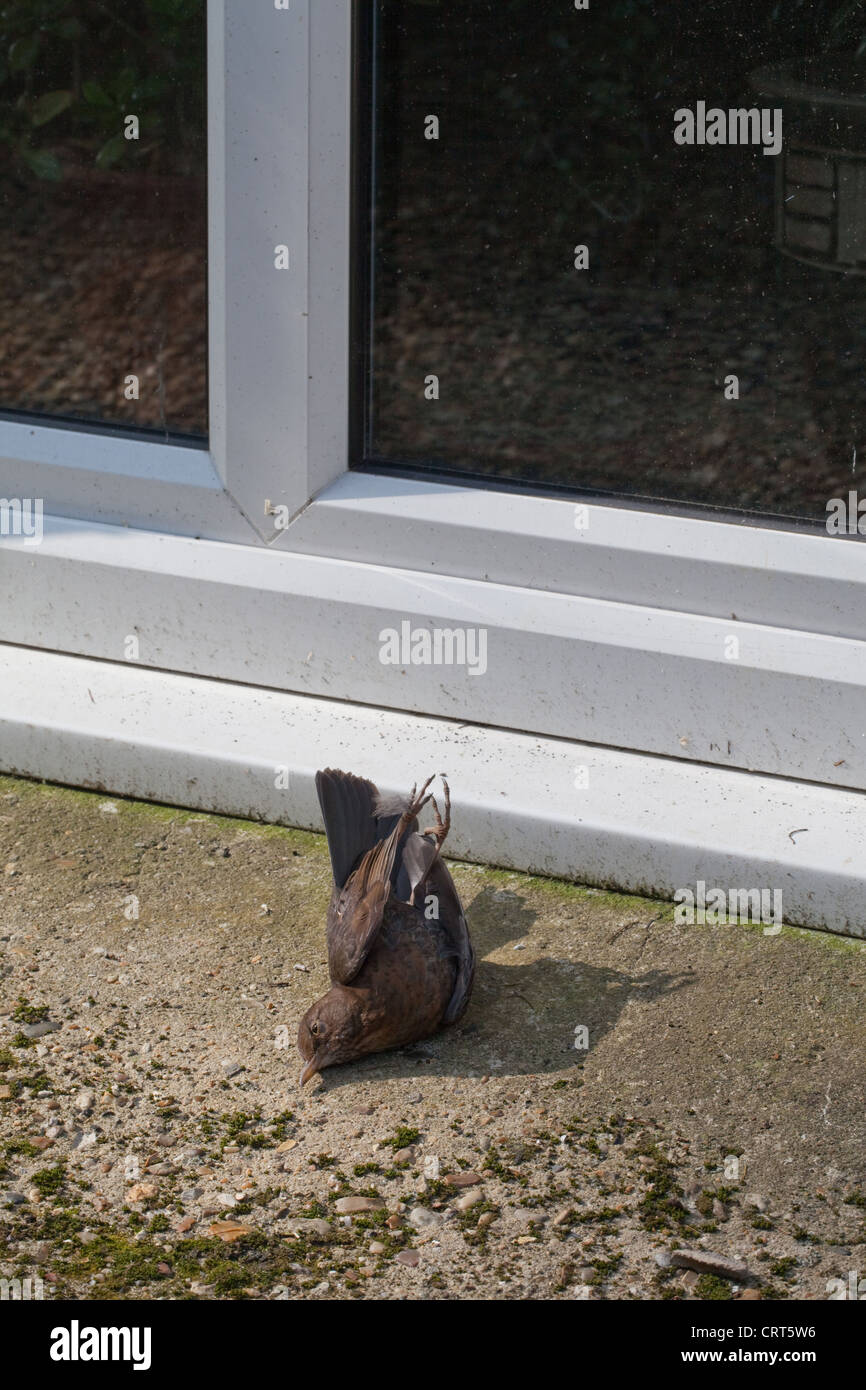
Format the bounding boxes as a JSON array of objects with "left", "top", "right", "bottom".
[{"left": 298, "top": 769, "right": 475, "bottom": 1086}]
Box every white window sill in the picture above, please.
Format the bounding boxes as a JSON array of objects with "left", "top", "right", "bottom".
[{"left": 1, "top": 641, "right": 862, "bottom": 938}]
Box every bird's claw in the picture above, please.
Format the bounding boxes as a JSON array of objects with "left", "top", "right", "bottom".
[
  {"left": 421, "top": 777, "right": 451, "bottom": 847},
  {"left": 406, "top": 773, "right": 436, "bottom": 821}
]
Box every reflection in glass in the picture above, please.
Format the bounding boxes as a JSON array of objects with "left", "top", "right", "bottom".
[
  {"left": 367, "top": 1, "right": 866, "bottom": 523},
  {"left": 0, "top": 0, "right": 207, "bottom": 437}
]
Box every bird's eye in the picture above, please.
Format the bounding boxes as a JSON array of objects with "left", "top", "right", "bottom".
[{"left": 310, "top": 1022, "right": 320, "bottom": 1036}]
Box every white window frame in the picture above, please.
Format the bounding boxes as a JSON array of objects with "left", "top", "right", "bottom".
[
  {"left": 0, "top": 0, "right": 350, "bottom": 542},
  {"left": 1, "top": 1, "right": 864, "bottom": 933}
]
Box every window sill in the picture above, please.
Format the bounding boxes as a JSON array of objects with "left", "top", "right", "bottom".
[{"left": 1, "top": 641, "right": 862, "bottom": 938}]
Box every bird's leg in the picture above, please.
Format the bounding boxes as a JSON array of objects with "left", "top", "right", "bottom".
[
  {"left": 406, "top": 774, "right": 436, "bottom": 820},
  {"left": 422, "top": 777, "right": 451, "bottom": 848},
  {"left": 393, "top": 774, "right": 436, "bottom": 844},
  {"left": 362, "top": 775, "right": 436, "bottom": 900}
]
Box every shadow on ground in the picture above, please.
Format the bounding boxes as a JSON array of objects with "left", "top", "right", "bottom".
[{"left": 319, "top": 887, "right": 692, "bottom": 1091}]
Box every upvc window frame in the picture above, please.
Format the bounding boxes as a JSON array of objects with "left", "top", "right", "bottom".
[
  {"left": 0, "top": 0, "right": 864, "bottom": 805},
  {"left": 0, "top": 0, "right": 351, "bottom": 543}
]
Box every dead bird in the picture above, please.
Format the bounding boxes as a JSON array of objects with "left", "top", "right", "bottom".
[{"left": 298, "top": 769, "right": 475, "bottom": 1086}]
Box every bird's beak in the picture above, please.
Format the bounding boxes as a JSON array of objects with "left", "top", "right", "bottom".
[{"left": 299, "top": 1057, "right": 319, "bottom": 1087}]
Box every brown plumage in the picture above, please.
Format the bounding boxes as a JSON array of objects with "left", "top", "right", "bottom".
[{"left": 298, "top": 769, "right": 475, "bottom": 1086}]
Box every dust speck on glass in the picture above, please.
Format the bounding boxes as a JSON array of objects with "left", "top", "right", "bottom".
[
  {"left": 0, "top": 0, "right": 207, "bottom": 439},
  {"left": 364, "top": 0, "right": 866, "bottom": 524}
]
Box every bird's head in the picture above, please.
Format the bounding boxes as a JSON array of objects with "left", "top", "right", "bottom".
[{"left": 298, "top": 985, "right": 364, "bottom": 1086}]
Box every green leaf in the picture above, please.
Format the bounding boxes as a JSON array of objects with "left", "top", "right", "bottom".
[
  {"left": 830, "top": 0, "right": 866, "bottom": 33},
  {"left": 31, "top": 90, "right": 74, "bottom": 128},
  {"left": 95, "top": 131, "right": 126, "bottom": 169},
  {"left": 9, "top": 34, "right": 40, "bottom": 72},
  {"left": 146, "top": 0, "right": 200, "bottom": 17},
  {"left": 131, "top": 75, "right": 168, "bottom": 104},
  {"left": 53, "top": 18, "right": 85, "bottom": 41},
  {"left": 82, "top": 81, "right": 113, "bottom": 108},
  {"left": 21, "top": 148, "right": 62, "bottom": 181}
]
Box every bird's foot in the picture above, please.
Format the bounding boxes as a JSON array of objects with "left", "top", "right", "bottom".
[
  {"left": 421, "top": 776, "right": 451, "bottom": 848},
  {"left": 405, "top": 773, "right": 436, "bottom": 823}
]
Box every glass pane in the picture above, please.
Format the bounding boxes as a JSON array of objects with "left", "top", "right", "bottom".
[
  {"left": 366, "top": 0, "right": 866, "bottom": 524},
  {"left": 0, "top": 0, "right": 207, "bottom": 438}
]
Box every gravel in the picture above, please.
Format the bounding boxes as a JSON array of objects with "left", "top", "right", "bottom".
[{"left": 0, "top": 774, "right": 864, "bottom": 1301}]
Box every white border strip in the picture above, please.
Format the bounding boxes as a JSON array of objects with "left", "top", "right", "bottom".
[{"left": 1, "top": 643, "right": 863, "bottom": 938}]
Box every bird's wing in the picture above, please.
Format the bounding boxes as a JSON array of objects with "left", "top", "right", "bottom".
[
  {"left": 425, "top": 855, "right": 475, "bottom": 1025},
  {"left": 326, "top": 797, "right": 419, "bottom": 983},
  {"left": 327, "top": 873, "right": 392, "bottom": 985},
  {"left": 316, "top": 768, "right": 380, "bottom": 889}
]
